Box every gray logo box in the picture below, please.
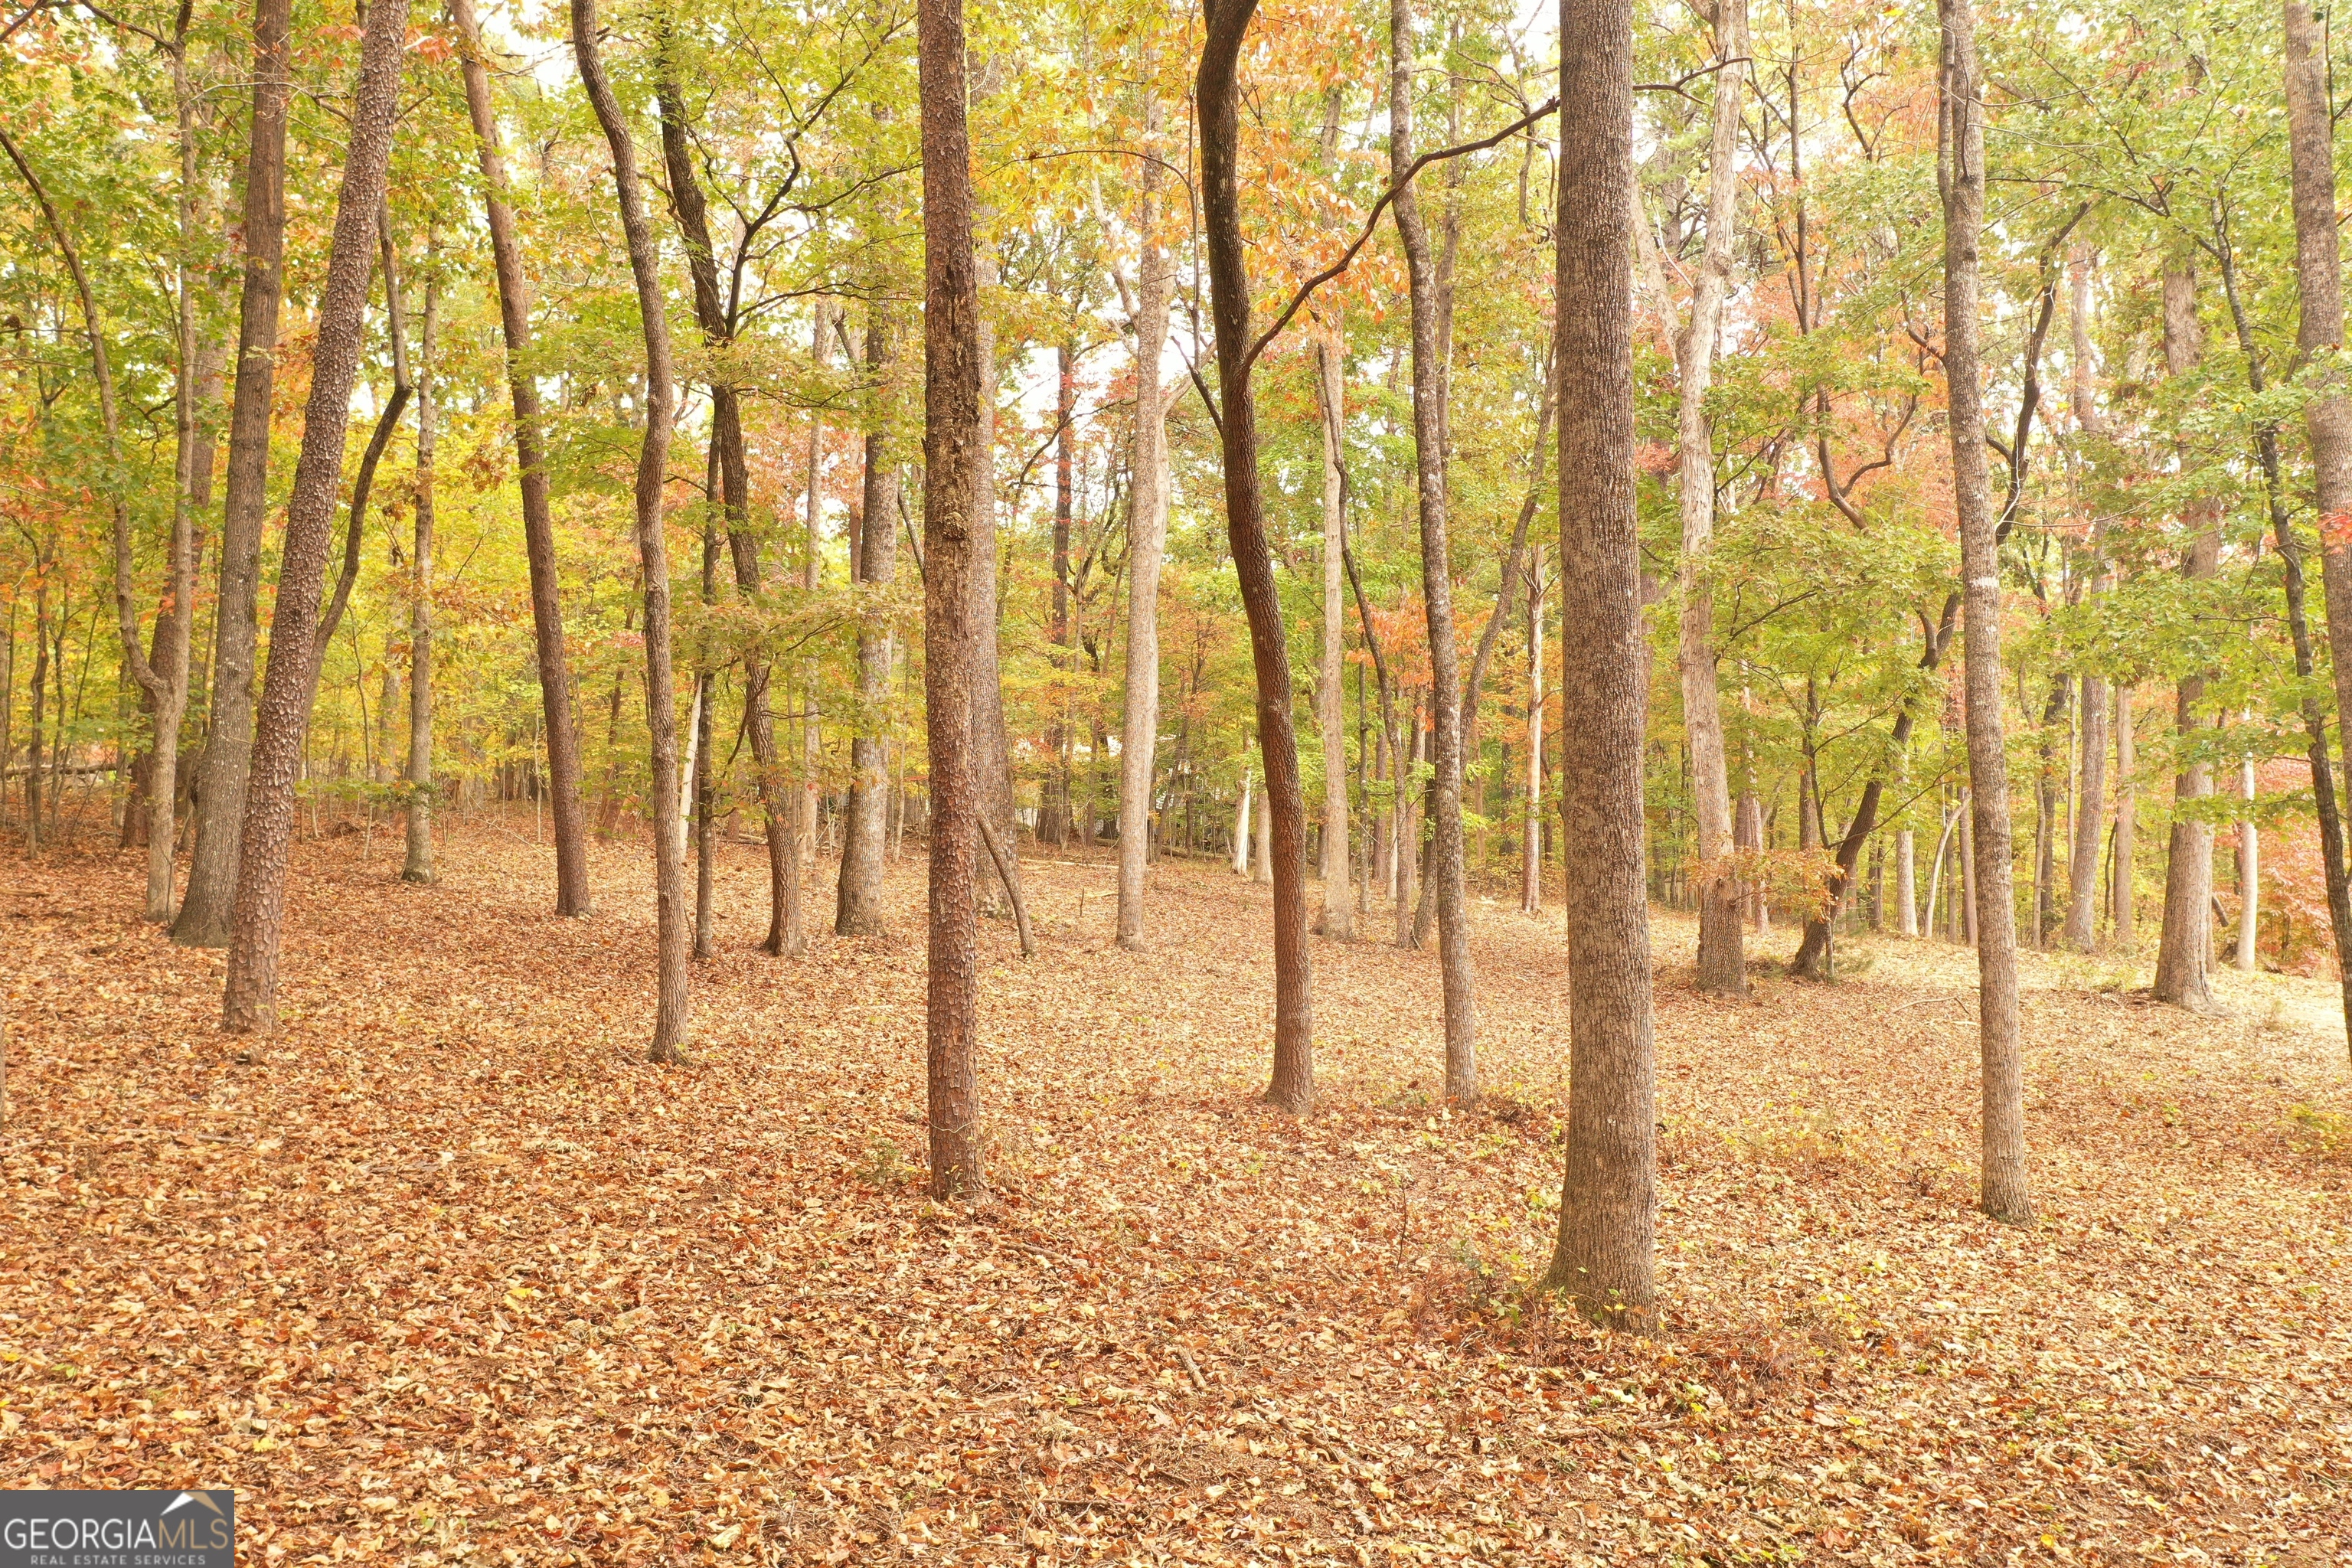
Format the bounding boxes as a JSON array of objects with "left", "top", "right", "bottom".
[{"left": 0, "top": 1490, "right": 234, "bottom": 1566}]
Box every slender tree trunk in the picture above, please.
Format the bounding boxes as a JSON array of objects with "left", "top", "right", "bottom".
[
  {"left": 917, "top": 0, "right": 985, "bottom": 1194},
  {"left": 1524, "top": 547, "right": 1544, "bottom": 913},
  {"left": 1117, "top": 80, "right": 1172, "bottom": 949},
  {"left": 1939, "top": 0, "right": 2031, "bottom": 1223},
  {"left": 655, "top": 62, "right": 797, "bottom": 955},
  {"left": 403, "top": 263, "right": 437, "bottom": 884},
  {"left": 1896, "top": 826, "right": 1917, "bottom": 936},
  {"left": 2063, "top": 673, "right": 2105, "bottom": 948},
  {"left": 1199, "top": 0, "right": 1315, "bottom": 1113},
  {"left": 573, "top": 0, "right": 688, "bottom": 1061},
  {"left": 2284, "top": 0, "right": 2352, "bottom": 1046},
  {"left": 691, "top": 527, "right": 718, "bottom": 962},
  {"left": 2034, "top": 675, "right": 2069, "bottom": 947},
  {"left": 218, "top": 0, "right": 410, "bottom": 1032},
  {"left": 2236, "top": 747, "right": 2259, "bottom": 970},
  {"left": 1232, "top": 767, "right": 1253, "bottom": 875},
  {"left": 2114, "top": 685, "right": 2136, "bottom": 946},
  {"left": 2154, "top": 266, "right": 2219, "bottom": 1012},
  {"left": 797, "top": 299, "right": 832, "bottom": 942},
  {"left": 1674, "top": 0, "right": 1748, "bottom": 995},
  {"left": 175, "top": 0, "right": 292, "bottom": 947},
  {"left": 1544, "top": 0, "right": 1657, "bottom": 1327},
  {"left": 1391, "top": 0, "right": 1475, "bottom": 1097},
  {"left": 452, "top": 0, "right": 590, "bottom": 915},
  {"left": 837, "top": 309, "right": 896, "bottom": 936},
  {"left": 1315, "top": 336, "right": 1354, "bottom": 939},
  {"left": 971, "top": 245, "right": 1021, "bottom": 903},
  {"left": 1396, "top": 699, "right": 1422, "bottom": 946}
]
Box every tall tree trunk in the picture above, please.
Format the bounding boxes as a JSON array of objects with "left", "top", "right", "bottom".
[
  {"left": 1896, "top": 824, "right": 1918, "bottom": 936},
  {"left": 1675, "top": 0, "right": 1748, "bottom": 995},
  {"left": 174, "top": 0, "right": 291, "bottom": 946},
  {"left": 453, "top": 0, "right": 591, "bottom": 916},
  {"left": 1524, "top": 547, "right": 1544, "bottom": 913},
  {"left": 1391, "top": 0, "right": 1475, "bottom": 1098},
  {"left": 403, "top": 263, "right": 437, "bottom": 885},
  {"left": 1939, "top": 0, "right": 2031, "bottom": 1223},
  {"left": 655, "top": 60, "right": 797, "bottom": 955},
  {"left": 2283, "top": 0, "right": 2352, "bottom": 1047},
  {"left": 2114, "top": 685, "right": 2136, "bottom": 946},
  {"left": 1116, "top": 80, "right": 1172, "bottom": 949},
  {"left": 573, "top": 0, "right": 688, "bottom": 1061},
  {"left": 797, "top": 299, "right": 832, "bottom": 941},
  {"left": 1232, "top": 766, "right": 1253, "bottom": 875},
  {"left": 2063, "top": 673, "right": 2105, "bottom": 948},
  {"left": 1544, "top": 0, "right": 1656, "bottom": 1327},
  {"left": 917, "top": 0, "right": 985, "bottom": 1195},
  {"left": 837, "top": 308, "right": 896, "bottom": 935},
  {"left": 1199, "top": 0, "right": 1315, "bottom": 1113},
  {"left": 2236, "top": 745, "right": 2259, "bottom": 970},
  {"left": 691, "top": 527, "right": 717, "bottom": 962},
  {"left": 2153, "top": 266, "right": 2219, "bottom": 1012},
  {"left": 218, "top": 0, "right": 410, "bottom": 1031},
  {"left": 1314, "top": 336, "right": 1354, "bottom": 939}
]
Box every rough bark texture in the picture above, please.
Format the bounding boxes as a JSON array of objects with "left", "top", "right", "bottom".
[
  {"left": 403, "top": 269, "right": 437, "bottom": 885},
  {"left": 1939, "top": 0, "right": 2033, "bottom": 1225},
  {"left": 2284, "top": 0, "right": 2352, "bottom": 1045},
  {"left": 173, "top": 0, "right": 292, "bottom": 948},
  {"left": 1544, "top": 0, "right": 1657, "bottom": 1327},
  {"left": 2153, "top": 267, "right": 2218, "bottom": 1012},
  {"left": 1674, "top": 0, "right": 1748, "bottom": 996},
  {"left": 917, "top": 0, "right": 985, "bottom": 1196},
  {"left": 1117, "top": 89, "right": 1172, "bottom": 949},
  {"left": 1314, "top": 338, "right": 1354, "bottom": 940},
  {"left": 573, "top": 0, "right": 688, "bottom": 1061},
  {"left": 219, "top": 0, "right": 410, "bottom": 1033},
  {"left": 1199, "top": 0, "right": 1315, "bottom": 1114},
  {"left": 454, "top": 0, "right": 591, "bottom": 916},
  {"left": 838, "top": 309, "right": 896, "bottom": 936},
  {"left": 1391, "top": 0, "right": 1475, "bottom": 1098}
]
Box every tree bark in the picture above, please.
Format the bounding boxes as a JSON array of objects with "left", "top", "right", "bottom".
[
  {"left": 1199, "top": 0, "right": 1315, "bottom": 1113},
  {"left": 2114, "top": 685, "right": 2136, "bottom": 946},
  {"left": 2063, "top": 673, "right": 2105, "bottom": 949},
  {"left": 1524, "top": 547, "right": 1545, "bottom": 913},
  {"left": 917, "top": 0, "right": 985, "bottom": 1196},
  {"left": 654, "top": 61, "right": 798, "bottom": 955},
  {"left": 173, "top": 0, "right": 291, "bottom": 947},
  {"left": 1675, "top": 0, "right": 1748, "bottom": 996},
  {"left": 2284, "top": 0, "right": 2352, "bottom": 1045},
  {"left": 1896, "top": 826, "right": 1917, "bottom": 936},
  {"left": 1391, "top": 0, "right": 1475, "bottom": 1098},
  {"left": 403, "top": 262, "right": 437, "bottom": 885},
  {"left": 1544, "top": 0, "right": 1657, "bottom": 1327},
  {"left": 837, "top": 307, "right": 897, "bottom": 936},
  {"left": 1232, "top": 766, "right": 1253, "bottom": 876},
  {"left": 1314, "top": 335, "right": 1354, "bottom": 939},
  {"left": 1939, "top": 0, "right": 2032, "bottom": 1223},
  {"left": 453, "top": 0, "right": 591, "bottom": 916},
  {"left": 218, "top": 0, "right": 410, "bottom": 1032},
  {"left": 1116, "top": 80, "right": 1172, "bottom": 949},
  {"left": 2152, "top": 266, "right": 2218, "bottom": 1013},
  {"left": 573, "top": 0, "right": 688, "bottom": 1061}
]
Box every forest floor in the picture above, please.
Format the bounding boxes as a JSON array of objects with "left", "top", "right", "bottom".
[{"left": 3, "top": 823, "right": 2350, "bottom": 1567}]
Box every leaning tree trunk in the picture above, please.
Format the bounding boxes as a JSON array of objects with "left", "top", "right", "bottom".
[
  {"left": 1939, "top": 0, "right": 2032, "bottom": 1225},
  {"left": 917, "top": 0, "right": 985, "bottom": 1196},
  {"left": 2284, "top": 0, "right": 2352, "bottom": 1047},
  {"left": 837, "top": 308, "right": 897, "bottom": 936},
  {"left": 454, "top": 0, "right": 591, "bottom": 916},
  {"left": 655, "top": 62, "right": 796, "bottom": 955},
  {"left": 2152, "top": 266, "right": 2219, "bottom": 1013},
  {"left": 1674, "top": 0, "right": 1748, "bottom": 996},
  {"left": 1391, "top": 0, "right": 1475, "bottom": 1099},
  {"left": 403, "top": 266, "right": 437, "bottom": 884},
  {"left": 1544, "top": 0, "right": 1658, "bottom": 1328},
  {"left": 1314, "top": 336, "right": 1354, "bottom": 940},
  {"left": 219, "top": 0, "right": 410, "bottom": 1032},
  {"left": 573, "top": 0, "right": 688, "bottom": 1061},
  {"left": 1116, "top": 83, "right": 1173, "bottom": 949},
  {"left": 173, "top": 0, "right": 292, "bottom": 949},
  {"left": 1199, "top": 0, "right": 1315, "bottom": 1113}
]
